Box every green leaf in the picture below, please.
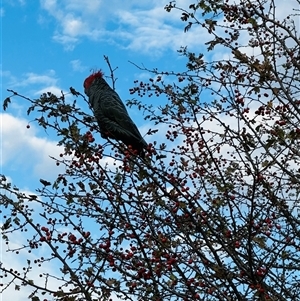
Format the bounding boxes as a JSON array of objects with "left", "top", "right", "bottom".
[
  {"left": 2, "top": 217, "right": 12, "bottom": 230},
  {"left": 265, "top": 138, "right": 276, "bottom": 149},
  {"left": 261, "top": 160, "right": 270, "bottom": 167},
  {"left": 184, "top": 22, "right": 192, "bottom": 32},
  {"left": 277, "top": 128, "right": 285, "bottom": 139},
  {"left": 13, "top": 216, "right": 20, "bottom": 226},
  {"left": 77, "top": 181, "right": 85, "bottom": 191},
  {"left": 70, "top": 87, "right": 80, "bottom": 96},
  {"left": 281, "top": 251, "right": 290, "bottom": 259},
  {"left": 27, "top": 106, "right": 35, "bottom": 115},
  {"left": 3, "top": 97, "right": 11, "bottom": 111},
  {"left": 40, "top": 179, "right": 51, "bottom": 186},
  {"left": 253, "top": 236, "right": 267, "bottom": 248}
]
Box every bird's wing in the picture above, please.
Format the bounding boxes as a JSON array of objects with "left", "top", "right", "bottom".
[{"left": 99, "top": 93, "right": 146, "bottom": 146}]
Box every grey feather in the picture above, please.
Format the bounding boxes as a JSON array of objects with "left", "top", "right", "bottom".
[{"left": 85, "top": 76, "right": 147, "bottom": 155}]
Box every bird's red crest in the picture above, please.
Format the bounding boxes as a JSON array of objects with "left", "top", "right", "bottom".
[{"left": 83, "top": 70, "right": 104, "bottom": 89}]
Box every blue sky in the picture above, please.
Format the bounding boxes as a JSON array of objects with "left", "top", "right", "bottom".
[
  {"left": 1, "top": 0, "right": 210, "bottom": 189},
  {"left": 1, "top": 0, "right": 299, "bottom": 186},
  {"left": 1, "top": 2, "right": 208, "bottom": 300},
  {"left": 1, "top": 1, "right": 299, "bottom": 300}
]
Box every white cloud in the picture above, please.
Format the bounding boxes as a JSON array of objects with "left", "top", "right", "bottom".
[
  {"left": 7, "top": 69, "right": 58, "bottom": 89},
  {"left": 23, "top": 71, "right": 56, "bottom": 86},
  {"left": 35, "top": 85, "right": 63, "bottom": 96},
  {"left": 39, "top": 0, "right": 208, "bottom": 55},
  {"left": 0, "top": 226, "right": 68, "bottom": 301},
  {"left": 0, "top": 112, "right": 130, "bottom": 183},
  {"left": 0, "top": 113, "right": 63, "bottom": 180},
  {"left": 52, "top": 32, "right": 79, "bottom": 50},
  {"left": 41, "top": 0, "right": 57, "bottom": 12},
  {"left": 0, "top": 231, "right": 122, "bottom": 300},
  {"left": 3, "top": 69, "right": 65, "bottom": 99},
  {"left": 61, "top": 13, "right": 87, "bottom": 37},
  {"left": 38, "top": 0, "right": 299, "bottom": 56},
  {"left": 70, "top": 59, "right": 87, "bottom": 72},
  {"left": 0, "top": 7, "right": 5, "bottom": 17},
  {"left": 1, "top": 69, "right": 17, "bottom": 86}
]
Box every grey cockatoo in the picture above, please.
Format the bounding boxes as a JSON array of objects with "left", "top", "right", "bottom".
[{"left": 83, "top": 70, "right": 147, "bottom": 157}]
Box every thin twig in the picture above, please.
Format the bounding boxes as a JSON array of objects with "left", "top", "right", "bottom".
[{"left": 104, "top": 55, "right": 118, "bottom": 90}]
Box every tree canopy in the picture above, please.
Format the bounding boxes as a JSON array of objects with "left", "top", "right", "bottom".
[{"left": 1, "top": 1, "right": 300, "bottom": 300}]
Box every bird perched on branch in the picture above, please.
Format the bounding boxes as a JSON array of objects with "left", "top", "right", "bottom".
[{"left": 83, "top": 70, "right": 147, "bottom": 157}]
